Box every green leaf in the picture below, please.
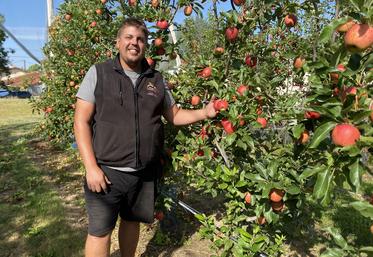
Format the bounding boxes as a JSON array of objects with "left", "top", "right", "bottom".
[
  {"left": 287, "top": 184, "right": 301, "bottom": 195},
  {"left": 360, "top": 246, "right": 373, "bottom": 252},
  {"left": 255, "top": 163, "right": 268, "bottom": 180},
  {"left": 299, "top": 165, "right": 327, "bottom": 180},
  {"left": 319, "top": 17, "right": 350, "bottom": 44},
  {"left": 309, "top": 122, "right": 336, "bottom": 148},
  {"left": 320, "top": 248, "right": 346, "bottom": 257},
  {"left": 292, "top": 123, "right": 305, "bottom": 139},
  {"left": 325, "top": 227, "right": 349, "bottom": 250},
  {"left": 349, "top": 0, "right": 364, "bottom": 12},
  {"left": 349, "top": 159, "right": 363, "bottom": 192},
  {"left": 313, "top": 167, "right": 332, "bottom": 200},
  {"left": 349, "top": 201, "right": 373, "bottom": 218}
]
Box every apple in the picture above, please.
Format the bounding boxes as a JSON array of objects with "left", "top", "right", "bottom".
[
  {"left": 156, "top": 47, "right": 165, "bottom": 55},
  {"left": 146, "top": 57, "right": 155, "bottom": 68},
  {"left": 257, "top": 117, "right": 267, "bottom": 128},
  {"left": 225, "top": 27, "right": 239, "bottom": 42},
  {"left": 337, "top": 20, "right": 356, "bottom": 33},
  {"left": 69, "top": 81, "right": 75, "bottom": 87},
  {"left": 269, "top": 188, "right": 285, "bottom": 202},
  {"left": 45, "top": 107, "right": 53, "bottom": 113},
  {"left": 184, "top": 5, "right": 193, "bottom": 16},
  {"left": 197, "top": 149, "right": 204, "bottom": 156},
  {"left": 237, "top": 84, "right": 248, "bottom": 96},
  {"left": 200, "top": 126, "right": 209, "bottom": 140},
  {"left": 65, "top": 14, "right": 72, "bottom": 21},
  {"left": 299, "top": 130, "right": 310, "bottom": 144},
  {"left": 154, "top": 37, "right": 163, "bottom": 47},
  {"left": 151, "top": 0, "right": 160, "bottom": 8},
  {"left": 90, "top": 21, "right": 97, "bottom": 28},
  {"left": 271, "top": 201, "right": 284, "bottom": 212},
  {"left": 344, "top": 24, "right": 373, "bottom": 52},
  {"left": 332, "top": 87, "right": 340, "bottom": 97},
  {"left": 233, "top": 0, "right": 245, "bottom": 6},
  {"left": 156, "top": 19, "right": 169, "bottom": 30},
  {"left": 257, "top": 216, "right": 266, "bottom": 225},
  {"left": 213, "top": 99, "right": 228, "bottom": 111},
  {"left": 331, "top": 123, "right": 360, "bottom": 147},
  {"left": 330, "top": 64, "right": 346, "bottom": 84},
  {"left": 214, "top": 47, "right": 224, "bottom": 55},
  {"left": 198, "top": 67, "right": 212, "bottom": 78},
  {"left": 293, "top": 57, "right": 305, "bottom": 69},
  {"left": 244, "top": 192, "right": 251, "bottom": 204},
  {"left": 101, "top": 0, "right": 107, "bottom": 3},
  {"left": 344, "top": 86, "right": 357, "bottom": 96},
  {"left": 128, "top": 0, "right": 137, "bottom": 6},
  {"left": 154, "top": 211, "right": 164, "bottom": 221},
  {"left": 191, "top": 95, "right": 201, "bottom": 106},
  {"left": 256, "top": 107, "right": 263, "bottom": 115},
  {"left": 221, "top": 118, "right": 235, "bottom": 134},
  {"left": 304, "top": 111, "right": 320, "bottom": 119},
  {"left": 284, "top": 14, "right": 297, "bottom": 27},
  {"left": 245, "top": 55, "right": 257, "bottom": 68},
  {"left": 96, "top": 9, "right": 103, "bottom": 15}
]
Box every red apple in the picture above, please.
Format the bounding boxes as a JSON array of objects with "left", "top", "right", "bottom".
[
  {"left": 233, "top": 0, "right": 245, "bottom": 6},
  {"left": 184, "top": 5, "right": 193, "bottom": 16},
  {"left": 197, "top": 149, "right": 204, "bottom": 156},
  {"left": 225, "top": 27, "right": 239, "bottom": 42},
  {"left": 304, "top": 111, "right": 320, "bottom": 119},
  {"left": 344, "top": 24, "right": 373, "bottom": 52},
  {"left": 213, "top": 99, "right": 229, "bottom": 111},
  {"left": 284, "top": 14, "right": 297, "bottom": 27},
  {"left": 221, "top": 118, "right": 235, "bottom": 134},
  {"left": 214, "top": 47, "right": 224, "bottom": 55},
  {"left": 198, "top": 67, "right": 212, "bottom": 78},
  {"left": 45, "top": 107, "right": 53, "bottom": 113},
  {"left": 269, "top": 188, "right": 285, "bottom": 202},
  {"left": 146, "top": 57, "right": 155, "bottom": 68},
  {"left": 154, "top": 211, "right": 164, "bottom": 221},
  {"left": 151, "top": 0, "right": 160, "bottom": 8},
  {"left": 96, "top": 9, "right": 103, "bottom": 15},
  {"left": 244, "top": 192, "right": 251, "bottom": 204},
  {"left": 156, "top": 47, "right": 165, "bottom": 55},
  {"left": 237, "top": 84, "right": 248, "bottom": 96},
  {"left": 337, "top": 20, "right": 356, "bottom": 33},
  {"left": 257, "top": 117, "right": 267, "bottom": 128},
  {"left": 101, "top": 0, "right": 107, "bottom": 3},
  {"left": 245, "top": 55, "right": 257, "bottom": 68},
  {"left": 65, "top": 14, "right": 72, "bottom": 21},
  {"left": 156, "top": 19, "right": 169, "bottom": 30},
  {"left": 128, "top": 0, "right": 137, "bottom": 6},
  {"left": 257, "top": 216, "right": 266, "bottom": 225},
  {"left": 299, "top": 130, "right": 310, "bottom": 144},
  {"left": 154, "top": 37, "right": 163, "bottom": 47},
  {"left": 331, "top": 123, "right": 360, "bottom": 147},
  {"left": 191, "top": 95, "right": 201, "bottom": 106},
  {"left": 271, "top": 201, "right": 285, "bottom": 212},
  {"left": 90, "top": 21, "right": 97, "bottom": 28},
  {"left": 293, "top": 57, "right": 305, "bottom": 69}
]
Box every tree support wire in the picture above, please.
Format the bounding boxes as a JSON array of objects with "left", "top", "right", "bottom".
[{"left": 0, "top": 24, "right": 41, "bottom": 64}]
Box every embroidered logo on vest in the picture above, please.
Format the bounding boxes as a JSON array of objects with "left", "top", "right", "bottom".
[{"left": 146, "top": 82, "right": 159, "bottom": 97}]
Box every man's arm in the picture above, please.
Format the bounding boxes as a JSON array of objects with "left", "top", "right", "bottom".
[
  {"left": 74, "top": 98, "right": 110, "bottom": 193},
  {"left": 163, "top": 97, "right": 217, "bottom": 125}
]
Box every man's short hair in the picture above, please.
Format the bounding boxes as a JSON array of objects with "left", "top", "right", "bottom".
[{"left": 117, "top": 17, "right": 149, "bottom": 39}]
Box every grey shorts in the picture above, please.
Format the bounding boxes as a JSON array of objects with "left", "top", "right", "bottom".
[{"left": 84, "top": 165, "right": 159, "bottom": 236}]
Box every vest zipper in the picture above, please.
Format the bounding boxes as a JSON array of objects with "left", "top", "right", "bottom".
[
  {"left": 119, "top": 82, "right": 123, "bottom": 106},
  {"left": 134, "top": 75, "right": 144, "bottom": 168}
]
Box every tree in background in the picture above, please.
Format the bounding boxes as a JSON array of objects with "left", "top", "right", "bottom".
[
  {"left": 0, "top": 14, "right": 10, "bottom": 75},
  {"left": 27, "top": 64, "right": 41, "bottom": 72}
]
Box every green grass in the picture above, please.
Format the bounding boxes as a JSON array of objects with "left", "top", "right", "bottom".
[{"left": 0, "top": 98, "right": 85, "bottom": 256}]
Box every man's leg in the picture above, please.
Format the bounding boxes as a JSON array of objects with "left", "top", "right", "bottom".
[
  {"left": 118, "top": 219, "right": 140, "bottom": 257},
  {"left": 85, "top": 232, "right": 112, "bottom": 257}
]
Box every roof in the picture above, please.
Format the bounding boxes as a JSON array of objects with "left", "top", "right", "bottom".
[{"left": 1, "top": 71, "right": 41, "bottom": 87}]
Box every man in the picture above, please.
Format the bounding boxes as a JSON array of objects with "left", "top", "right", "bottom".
[{"left": 74, "top": 17, "right": 216, "bottom": 257}]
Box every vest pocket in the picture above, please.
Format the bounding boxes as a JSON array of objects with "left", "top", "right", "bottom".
[{"left": 93, "top": 120, "right": 134, "bottom": 162}]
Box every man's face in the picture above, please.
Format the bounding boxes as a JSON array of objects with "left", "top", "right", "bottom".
[{"left": 116, "top": 25, "right": 147, "bottom": 68}]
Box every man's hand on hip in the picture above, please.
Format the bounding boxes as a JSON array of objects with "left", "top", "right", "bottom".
[{"left": 86, "top": 166, "right": 112, "bottom": 193}]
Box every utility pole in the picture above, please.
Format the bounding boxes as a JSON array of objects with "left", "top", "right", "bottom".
[{"left": 47, "top": 0, "right": 54, "bottom": 28}]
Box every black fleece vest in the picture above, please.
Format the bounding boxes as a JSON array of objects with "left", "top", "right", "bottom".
[{"left": 92, "top": 56, "right": 165, "bottom": 169}]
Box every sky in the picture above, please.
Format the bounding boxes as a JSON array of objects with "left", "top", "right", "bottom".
[{"left": 0, "top": 0, "right": 231, "bottom": 70}]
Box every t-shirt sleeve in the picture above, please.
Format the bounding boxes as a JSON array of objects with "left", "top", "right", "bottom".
[
  {"left": 163, "top": 78, "right": 176, "bottom": 111},
  {"left": 76, "top": 65, "right": 97, "bottom": 104}
]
